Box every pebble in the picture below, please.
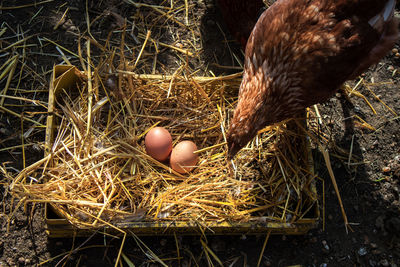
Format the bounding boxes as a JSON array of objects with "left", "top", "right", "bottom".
[
  {"left": 322, "top": 240, "right": 329, "bottom": 251},
  {"left": 372, "top": 140, "right": 379, "bottom": 148},
  {"left": 392, "top": 48, "right": 399, "bottom": 54},
  {"left": 370, "top": 243, "right": 378, "bottom": 249},
  {"left": 354, "top": 105, "right": 363, "bottom": 115},
  {"left": 363, "top": 235, "right": 370, "bottom": 245},
  {"left": 358, "top": 247, "right": 368, "bottom": 256},
  {"left": 382, "top": 166, "right": 391, "bottom": 173},
  {"left": 380, "top": 259, "right": 390, "bottom": 267},
  {"left": 396, "top": 53, "right": 400, "bottom": 58},
  {"left": 18, "top": 257, "right": 25, "bottom": 264}
]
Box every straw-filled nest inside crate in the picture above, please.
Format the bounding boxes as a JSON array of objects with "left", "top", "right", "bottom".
[{"left": 10, "top": 65, "right": 318, "bottom": 229}]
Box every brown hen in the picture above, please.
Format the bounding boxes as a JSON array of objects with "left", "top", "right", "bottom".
[
  {"left": 227, "top": 0, "right": 399, "bottom": 159},
  {"left": 216, "top": 0, "right": 266, "bottom": 49}
]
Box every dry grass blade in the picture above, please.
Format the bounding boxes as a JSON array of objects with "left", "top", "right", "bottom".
[
  {"left": 0, "top": 0, "right": 54, "bottom": 10},
  {"left": 130, "top": 231, "right": 168, "bottom": 267},
  {"left": 319, "top": 144, "right": 352, "bottom": 233},
  {"left": 257, "top": 230, "right": 272, "bottom": 267},
  {"left": 200, "top": 239, "right": 223, "bottom": 267}
]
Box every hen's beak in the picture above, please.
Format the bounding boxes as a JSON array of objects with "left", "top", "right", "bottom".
[{"left": 227, "top": 141, "right": 241, "bottom": 160}]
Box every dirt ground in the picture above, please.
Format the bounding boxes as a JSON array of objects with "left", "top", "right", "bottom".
[{"left": 0, "top": 0, "right": 400, "bottom": 266}]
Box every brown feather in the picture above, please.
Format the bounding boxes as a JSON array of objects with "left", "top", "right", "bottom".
[{"left": 227, "top": 0, "right": 399, "bottom": 159}]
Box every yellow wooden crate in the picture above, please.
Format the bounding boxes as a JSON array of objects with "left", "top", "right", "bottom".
[{"left": 43, "top": 65, "right": 319, "bottom": 237}]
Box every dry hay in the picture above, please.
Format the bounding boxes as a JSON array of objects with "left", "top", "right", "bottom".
[
  {"left": 8, "top": 65, "right": 318, "bottom": 228},
  {"left": 4, "top": 0, "right": 318, "bottom": 230}
]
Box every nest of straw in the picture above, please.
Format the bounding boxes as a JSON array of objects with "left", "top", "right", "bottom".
[{"left": 9, "top": 65, "right": 318, "bottom": 228}]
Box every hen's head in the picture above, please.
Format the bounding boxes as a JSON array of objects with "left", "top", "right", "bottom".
[{"left": 227, "top": 53, "right": 306, "bottom": 159}]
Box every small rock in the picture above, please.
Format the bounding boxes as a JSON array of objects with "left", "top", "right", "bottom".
[
  {"left": 354, "top": 105, "right": 363, "bottom": 115},
  {"left": 372, "top": 140, "right": 379, "bottom": 148},
  {"left": 396, "top": 53, "right": 400, "bottom": 58},
  {"left": 358, "top": 247, "right": 368, "bottom": 256},
  {"left": 382, "top": 166, "right": 391, "bottom": 173},
  {"left": 25, "top": 258, "right": 31, "bottom": 265},
  {"left": 380, "top": 259, "right": 390, "bottom": 267},
  {"left": 392, "top": 48, "right": 399, "bottom": 54},
  {"left": 363, "top": 235, "right": 370, "bottom": 245},
  {"left": 322, "top": 240, "right": 329, "bottom": 251},
  {"left": 18, "top": 257, "right": 25, "bottom": 264}
]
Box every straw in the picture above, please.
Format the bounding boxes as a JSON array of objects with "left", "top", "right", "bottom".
[
  {"left": 9, "top": 69, "right": 318, "bottom": 228},
  {"left": 6, "top": 0, "right": 317, "bottom": 232}
]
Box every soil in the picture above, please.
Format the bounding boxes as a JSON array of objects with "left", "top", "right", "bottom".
[{"left": 1, "top": 0, "right": 400, "bottom": 266}]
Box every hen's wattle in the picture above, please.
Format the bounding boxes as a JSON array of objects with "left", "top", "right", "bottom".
[{"left": 227, "top": 0, "right": 398, "bottom": 159}]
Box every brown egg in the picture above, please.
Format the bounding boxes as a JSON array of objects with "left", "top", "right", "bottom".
[
  {"left": 170, "top": 141, "right": 199, "bottom": 174},
  {"left": 145, "top": 127, "right": 172, "bottom": 161}
]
